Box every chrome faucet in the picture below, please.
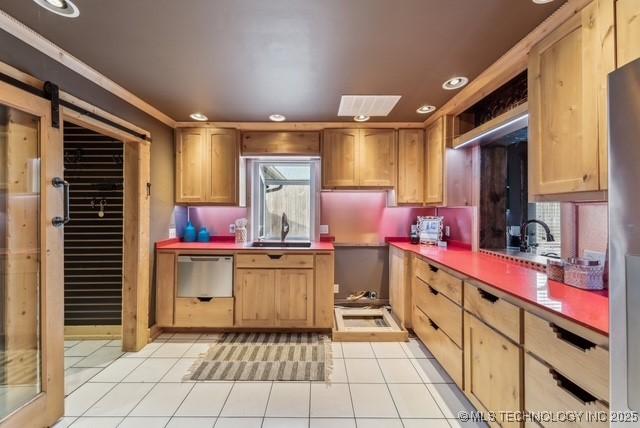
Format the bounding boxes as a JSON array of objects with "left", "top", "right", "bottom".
[
  {"left": 281, "top": 212, "right": 290, "bottom": 242},
  {"left": 520, "top": 219, "right": 554, "bottom": 252}
]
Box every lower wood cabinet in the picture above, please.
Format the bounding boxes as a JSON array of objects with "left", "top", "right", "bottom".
[
  {"left": 235, "top": 269, "right": 277, "bottom": 326},
  {"left": 413, "top": 306, "right": 463, "bottom": 387},
  {"left": 274, "top": 269, "right": 314, "bottom": 327},
  {"left": 525, "top": 353, "right": 608, "bottom": 428},
  {"left": 236, "top": 267, "right": 314, "bottom": 328},
  {"left": 174, "top": 297, "right": 234, "bottom": 327},
  {"left": 156, "top": 250, "right": 334, "bottom": 329},
  {"left": 464, "top": 312, "right": 523, "bottom": 428}
]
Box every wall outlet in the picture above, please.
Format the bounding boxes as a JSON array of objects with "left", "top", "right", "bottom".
[
  {"left": 444, "top": 225, "right": 451, "bottom": 237},
  {"left": 229, "top": 224, "right": 236, "bottom": 234},
  {"left": 333, "top": 283, "right": 339, "bottom": 293},
  {"left": 320, "top": 224, "right": 329, "bottom": 234},
  {"left": 168, "top": 227, "right": 176, "bottom": 239}
]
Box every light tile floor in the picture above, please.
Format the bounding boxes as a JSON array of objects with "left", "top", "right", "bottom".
[{"left": 56, "top": 334, "right": 485, "bottom": 428}]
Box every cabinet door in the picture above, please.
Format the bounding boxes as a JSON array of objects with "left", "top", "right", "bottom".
[
  {"left": 275, "top": 269, "right": 314, "bottom": 327},
  {"left": 235, "top": 269, "right": 276, "bottom": 326},
  {"left": 616, "top": 0, "right": 640, "bottom": 67},
  {"left": 175, "top": 128, "right": 206, "bottom": 203},
  {"left": 359, "top": 129, "right": 397, "bottom": 187},
  {"left": 464, "top": 313, "right": 522, "bottom": 428},
  {"left": 322, "top": 129, "right": 359, "bottom": 188},
  {"left": 425, "top": 118, "right": 445, "bottom": 205},
  {"left": 397, "top": 129, "right": 425, "bottom": 203},
  {"left": 206, "top": 128, "right": 238, "bottom": 204},
  {"left": 528, "top": 1, "right": 614, "bottom": 195}
]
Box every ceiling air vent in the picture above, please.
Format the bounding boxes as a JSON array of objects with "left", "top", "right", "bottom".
[{"left": 338, "top": 95, "right": 401, "bottom": 117}]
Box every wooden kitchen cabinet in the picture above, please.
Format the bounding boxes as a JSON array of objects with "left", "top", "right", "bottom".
[
  {"left": 175, "top": 127, "right": 239, "bottom": 204},
  {"left": 389, "top": 246, "right": 411, "bottom": 328},
  {"left": 528, "top": 0, "right": 614, "bottom": 197},
  {"left": 425, "top": 118, "right": 446, "bottom": 205},
  {"left": 235, "top": 269, "right": 277, "bottom": 326},
  {"left": 464, "top": 312, "right": 522, "bottom": 428},
  {"left": 422, "top": 117, "right": 472, "bottom": 207},
  {"left": 275, "top": 269, "right": 314, "bottom": 327},
  {"left": 155, "top": 252, "right": 176, "bottom": 327},
  {"left": 359, "top": 129, "right": 396, "bottom": 187},
  {"left": 236, "top": 267, "right": 314, "bottom": 327},
  {"left": 322, "top": 129, "right": 396, "bottom": 188},
  {"left": 616, "top": 0, "right": 640, "bottom": 67},
  {"left": 322, "top": 129, "right": 359, "bottom": 187},
  {"left": 175, "top": 128, "right": 207, "bottom": 203},
  {"left": 397, "top": 129, "right": 425, "bottom": 204}
]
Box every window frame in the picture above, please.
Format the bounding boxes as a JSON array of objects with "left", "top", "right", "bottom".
[{"left": 248, "top": 158, "right": 320, "bottom": 242}]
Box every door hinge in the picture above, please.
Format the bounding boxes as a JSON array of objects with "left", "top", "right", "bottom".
[{"left": 43, "top": 81, "right": 60, "bottom": 129}]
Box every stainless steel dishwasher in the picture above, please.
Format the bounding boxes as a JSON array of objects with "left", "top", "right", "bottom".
[{"left": 177, "top": 255, "right": 233, "bottom": 299}]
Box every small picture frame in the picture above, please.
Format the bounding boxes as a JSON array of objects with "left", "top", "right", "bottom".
[{"left": 417, "top": 216, "right": 444, "bottom": 245}]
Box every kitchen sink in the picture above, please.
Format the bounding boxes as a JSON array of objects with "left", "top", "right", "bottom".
[{"left": 249, "top": 241, "right": 312, "bottom": 248}]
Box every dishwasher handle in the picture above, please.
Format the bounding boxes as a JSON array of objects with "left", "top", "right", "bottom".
[{"left": 178, "top": 256, "right": 232, "bottom": 262}]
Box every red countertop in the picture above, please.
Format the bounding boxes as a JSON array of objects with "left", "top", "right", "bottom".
[
  {"left": 156, "top": 238, "right": 335, "bottom": 251},
  {"left": 389, "top": 241, "right": 609, "bottom": 336}
]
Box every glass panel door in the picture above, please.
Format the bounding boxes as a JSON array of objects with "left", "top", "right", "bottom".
[{"left": 0, "top": 104, "right": 41, "bottom": 418}]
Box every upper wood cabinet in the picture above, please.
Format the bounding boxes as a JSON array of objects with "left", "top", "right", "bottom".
[
  {"left": 322, "top": 129, "right": 359, "bottom": 187},
  {"left": 175, "top": 128, "right": 207, "bottom": 203},
  {"left": 322, "top": 129, "right": 396, "bottom": 188},
  {"left": 241, "top": 131, "right": 320, "bottom": 156},
  {"left": 528, "top": 0, "right": 614, "bottom": 197},
  {"left": 425, "top": 118, "right": 446, "bottom": 205},
  {"left": 616, "top": 0, "right": 640, "bottom": 67},
  {"left": 175, "top": 128, "right": 239, "bottom": 204},
  {"left": 359, "top": 129, "right": 397, "bottom": 187},
  {"left": 397, "top": 129, "right": 425, "bottom": 204}
]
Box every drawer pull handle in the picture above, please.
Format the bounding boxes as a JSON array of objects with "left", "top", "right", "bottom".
[
  {"left": 428, "top": 318, "right": 440, "bottom": 331},
  {"left": 549, "top": 368, "right": 597, "bottom": 404},
  {"left": 197, "top": 297, "right": 213, "bottom": 302},
  {"left": 478, "top": 289, "right": 499, "bottom": 303},
  {"left": 268, "top": 254, "right": 284, "bottom": 260},
  {"left": 429, "top": 264, "right": 439, "bottom": 273},
  {"left": 428, "top": 285, "right": 439, "bottom": 296},
  {"left": 551, "top": 324, "right": 597, "bottom": 351}
]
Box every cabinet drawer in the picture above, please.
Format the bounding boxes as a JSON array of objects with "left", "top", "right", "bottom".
[
  {"left": 174, "top": 297, "right": 234, "bottom": 327},
  {"left": 413, "top": 306, "right": 463, "bottom": 387},
  {"left": 413, "top": 257, "right": 462, "bottom": 305},
  {"left": 235, "top": 253, "right": 314, "bottom": 269},
  {"left": 414, "top": 276, "right": 462, "bottom": 346},
  {"left": 525, "top": 353, "right": 608, "bottom": 428},
  {"left": 524, "top": 312, "right": 608, "bottom": 401},
  {"left": 464, "top": 282, "right": 522, "bottom": 343}
]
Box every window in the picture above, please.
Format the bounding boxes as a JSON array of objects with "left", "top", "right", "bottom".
[{"left": 251, "top": 160, "right": 318, "bottom": 241}]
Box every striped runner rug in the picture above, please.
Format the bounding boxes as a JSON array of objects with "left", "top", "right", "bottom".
[{"left": 185, "top": 332, "right": 331, "bottom": 381}]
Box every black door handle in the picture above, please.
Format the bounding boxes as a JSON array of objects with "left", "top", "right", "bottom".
[{"left": 52, "top": 177, "right": 70, "bottom": 227}]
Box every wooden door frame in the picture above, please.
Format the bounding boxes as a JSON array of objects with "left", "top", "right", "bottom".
[
  {"left": 0, "top": 80, "right": 64, "bottom": 428},
  {"left": 61, "top": 109, "right": 151, "bottom": 352}
]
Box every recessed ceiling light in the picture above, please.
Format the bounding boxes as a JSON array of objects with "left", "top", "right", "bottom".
[
  {"left": 442, "top": 76, "right": 469, "bottom": 90},
  {"left": 532, "top": 0, "right": 554, "bottom": 3},
  {"left": 190, "top": 112, "right": 208, "bottom": 121},
  {"left": 33, "top": 0, "right": 80, "bottom": 18},
  {"left": 354, "top": 115, "right": 370, "bottom": 122},
  {"left": 269, "top": 114, "right": 286, "bottom": 122},
  {"left": 416, "top": 105, "right": 436, "bottom": 114}
]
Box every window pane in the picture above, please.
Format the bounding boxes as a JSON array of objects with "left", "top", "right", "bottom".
[{"left": 258, "top": 163, "right": 311, "bottom": 240}]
